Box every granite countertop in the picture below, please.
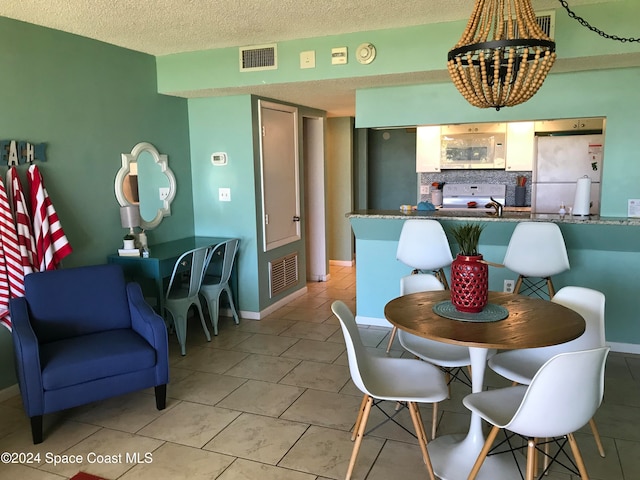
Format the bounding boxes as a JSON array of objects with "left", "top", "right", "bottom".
[{"left": 347, "top": 209, "right": 640, "bottom": 226}]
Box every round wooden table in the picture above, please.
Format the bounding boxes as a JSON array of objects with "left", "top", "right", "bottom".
[{"left": 384, "top": 290, "right": 585, "bottom": 480}]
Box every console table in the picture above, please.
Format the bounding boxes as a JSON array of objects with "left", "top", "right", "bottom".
[{"left": 108, "top": 236, "right": 236, "bottom": 314}]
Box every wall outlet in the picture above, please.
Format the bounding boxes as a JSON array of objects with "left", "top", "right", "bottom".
[
  {"left": 218, "top": 187, "right": 231, "bottom": 202},
  {"left": 159, "top": 187, "right": 170, "bottom": 200},
  {"left": 420, "top": 185, "right": 430, "bottom": 195},
  {"left": 504, "top": 279, "right": 515, "bottom": 293}
]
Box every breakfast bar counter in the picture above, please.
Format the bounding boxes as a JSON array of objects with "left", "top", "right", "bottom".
[{"left": 347, "top": 210, "right": 640, "bottom": 352}]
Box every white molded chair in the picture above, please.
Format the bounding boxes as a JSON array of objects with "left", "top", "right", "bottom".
[
  {"left": 396, "top": 274, "right": 472, "bottom": 405},
  {"left": 503, "top": 222, "right": 570, "bottom": 298},
  {"left": 488, "top": 286, "right": 607, "bottom": 456},
  {"left": 200, "top": 238, "right": 240, "bottom": 335},
  {"left": 387, "top": 219, "right": 454, "bottom": 352},
  {"left": 465, "top": 347, "right": 610, "bottom": 480},
  {"left": 164, "top": 246, "right": 211, "bottom": 355},
  {"left": 331, "top": 300, "right": 448, "bottom": 480}
]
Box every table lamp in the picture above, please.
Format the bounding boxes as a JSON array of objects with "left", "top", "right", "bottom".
[{"left": 120, "top": 205, "right": 140, "bottom": 249}]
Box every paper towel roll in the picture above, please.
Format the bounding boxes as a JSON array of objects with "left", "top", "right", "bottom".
[{"left": 572, "top": 176, "right": 592, "bottom": 216}]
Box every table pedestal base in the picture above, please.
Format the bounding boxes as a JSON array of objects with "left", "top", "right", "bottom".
[{"left": 429, "top": 434, "right": 526, "bottom": 480}]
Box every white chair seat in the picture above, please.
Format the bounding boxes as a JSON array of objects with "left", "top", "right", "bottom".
[{"left": 398, "top": 331, "right": 471, "bottom": 367}]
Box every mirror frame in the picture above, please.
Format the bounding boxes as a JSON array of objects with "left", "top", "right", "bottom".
[{"left": 115, "top": 142, "right": 176, "bottom": 230}]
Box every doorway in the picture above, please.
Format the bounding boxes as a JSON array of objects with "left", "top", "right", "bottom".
[{"left": 303, "top": 116, "right": 328, "bottom": 281}]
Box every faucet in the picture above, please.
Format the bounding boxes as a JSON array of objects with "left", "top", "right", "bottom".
[{"left": 485, "top": 197, "right": 504, "bottom": 217}]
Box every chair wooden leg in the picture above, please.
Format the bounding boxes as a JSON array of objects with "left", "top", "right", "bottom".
[
  {"left": 589, "top": 417, "right": 606, "bottom": 457},
  {"left": 514, "top": 275, "right": 524, "bottom": 295},
  {"left": 30, "top": 415, "right": 43, "bottom": 444},
  {"left": 431, "top": 402, "right": 438, "bottom": 440},
  {"left": 436, "top": 268, "right": 449, "bottom": 290},
  {"left": 547, "top": 278, "right": 556, "bottom": 298},
  {"left": 567, "top": 433, "right": 590, "bottom": 479},
  {"left": 408, "top": 402, "right": 436, "bottom": 480},
  {"left": 346, "top": 396, "right": 373, "bottom": 480},
  {"left": 526, "top": 438, "right": 537, "bottom": 480},
  {"left": 468, "top": 425, "right": 501, "bottom": 480},
  {"left": 385, "top": 327, "right": 397, "bottom": 353},
  {"left": 351, "top": 394, "right": 368, "bottom": 441},
  {"left": 445, "top": 369, "right": 451, "bottom": 398}
]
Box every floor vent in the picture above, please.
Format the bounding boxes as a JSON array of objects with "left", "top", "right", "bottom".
[
  {"left": 507, "top": 10, "right": 555, "bottom": 39},
  {"left": 240, "top": 44, "right": 277, "bottom": 71},
  {"left": 269, "top": 252, "right": 298, "bottom": 297}
]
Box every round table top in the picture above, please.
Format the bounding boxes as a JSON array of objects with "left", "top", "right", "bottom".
[{"left": 384, "top": 291, "right": 585, "bottom": 350}]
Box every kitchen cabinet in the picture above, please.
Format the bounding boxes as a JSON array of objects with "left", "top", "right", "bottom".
[
  {"left": 535, "top": 117, "right": 604, "bottom": 134},
  {"left": 441, "top": 122, "right": 506, "bottom": 135},
  {"left": 505, "top": 121, "right": 535, "bottom": 171},
  {"left": 416, "top": 125, "right": 441, "bottom": 172}
]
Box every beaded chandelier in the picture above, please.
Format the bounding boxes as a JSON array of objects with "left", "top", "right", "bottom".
[{"left": 448, "top": 0, "right": 556, "bottom": 111}]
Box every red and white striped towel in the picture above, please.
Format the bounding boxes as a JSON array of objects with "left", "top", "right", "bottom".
[
  {"left": 0, "top": 178, "right": 24, "bottom": 331},
  {"left": 27, "top": 165, "right": 72, "bottom": 271},
  {"left": 8, "top": 167, "right": 36, "bottom": 276}
]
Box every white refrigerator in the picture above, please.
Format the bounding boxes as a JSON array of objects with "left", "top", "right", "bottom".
[{"left": 532, "top": 134, "right": 604, "bottom": 214}]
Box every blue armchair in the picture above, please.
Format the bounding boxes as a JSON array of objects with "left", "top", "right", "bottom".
[{"left": 10, "top": 264, "right": 169, "bottom": 444}]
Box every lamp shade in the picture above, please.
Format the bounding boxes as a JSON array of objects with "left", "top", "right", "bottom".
[{"left": 120, "top": 205, "right": 140, "bottom": 229}]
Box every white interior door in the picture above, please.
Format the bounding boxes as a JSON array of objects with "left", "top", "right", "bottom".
[{"left": 259, "top": 101, "right": 300, "bottom": 251}]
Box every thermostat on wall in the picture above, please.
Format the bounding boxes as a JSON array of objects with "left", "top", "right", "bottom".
[{"left": 211, "top": 152, "right": 228, "bottom": 166}]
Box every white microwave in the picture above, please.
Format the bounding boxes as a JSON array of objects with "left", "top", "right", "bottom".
[{"left": 440, "top": 125, "right": 506, "bottom": 169}]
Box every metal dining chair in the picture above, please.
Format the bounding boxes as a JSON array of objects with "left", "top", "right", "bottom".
[
  {"left": 331, "top": 300, "right": 448, "bottom": 480},
  {"left": 164, "top": 245, "right": 211, "bottom": 355},
  {"left": 199, "top": 238, "right": 240, "bottom": 335}
]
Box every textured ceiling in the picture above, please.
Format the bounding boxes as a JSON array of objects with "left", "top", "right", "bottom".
[{"left": 0, "top": 0, "right": 624, "bottom": 116}]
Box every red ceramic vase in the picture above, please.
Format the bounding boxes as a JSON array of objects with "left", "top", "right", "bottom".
[{"left": 450, "top": 254, "right": 489, "bottom": 313}]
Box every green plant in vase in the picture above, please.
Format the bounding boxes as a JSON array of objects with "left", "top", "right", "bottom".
[
  {"left": 449, "top": 223, "right": 488, "bottom": 313},
  {"left": 450, "top": 223, "right": 484, "bottom": 256}
]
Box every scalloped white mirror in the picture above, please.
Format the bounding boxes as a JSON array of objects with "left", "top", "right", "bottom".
[{"left": 115, "top": 142, "right": 176, "bottom": 230}]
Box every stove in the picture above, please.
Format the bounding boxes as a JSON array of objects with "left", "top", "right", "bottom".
[{"left": 441, "top": 184, "right": 506, "bottom": 211}]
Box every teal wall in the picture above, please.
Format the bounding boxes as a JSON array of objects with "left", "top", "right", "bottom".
[
  {"left": 0, "top": 17, "right": 191, "bottom": 389},
  {"left": 187, "top": 95, "right": 260, "bottom": 312}
]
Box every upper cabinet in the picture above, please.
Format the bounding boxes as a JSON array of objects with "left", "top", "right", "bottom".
[
  {"left": 416, "top": 125, "right": 441, "bottom": 172},
  {"left": 535, "top": 117, "right": 604, "bottom": 134},
  {"left": 505, "top": 121, "right": 535, "bottom": 171}
]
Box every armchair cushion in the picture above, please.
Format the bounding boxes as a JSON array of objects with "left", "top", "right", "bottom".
[{"left": 40, "top": 329, "right": 157, "bottom": 390}]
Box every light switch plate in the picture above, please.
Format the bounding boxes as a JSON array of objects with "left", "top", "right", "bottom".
[{"left": 300, "top": 50, "right": 315, "bottom": 69}]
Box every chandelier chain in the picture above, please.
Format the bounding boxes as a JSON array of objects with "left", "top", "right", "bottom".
[{"left": 558, "top": 0, "right": 640, "bottom": 43}]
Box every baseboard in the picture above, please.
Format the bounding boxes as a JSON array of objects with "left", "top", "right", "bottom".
[
  {"left": 239, "top": 285, "right": 309, "bottom": 320},
  {"left": 329, "top": 259, "right": 354, "bottom": 267},
  {"left": 355, "top": 315, "right": 392, "bottom": 329},
  {"left": 0, "top": 383, "right": 19, "bottom": 402},
  {"left": 607, "top": 342, "right": 640, "bottom": 355}
]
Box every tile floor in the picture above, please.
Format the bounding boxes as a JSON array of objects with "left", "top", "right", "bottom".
[{"left": 1, "top": 264, "right": 639, "bottom": 480}]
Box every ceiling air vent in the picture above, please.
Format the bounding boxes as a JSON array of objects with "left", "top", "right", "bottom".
[
  {"left": 240, "top": 44, "right": 277, "bottom": 72},
  {"left": 508, "top": 10, "right": 556, "bottom": 39}
]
